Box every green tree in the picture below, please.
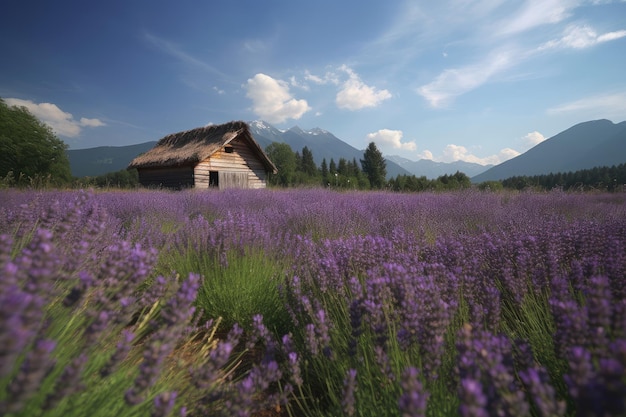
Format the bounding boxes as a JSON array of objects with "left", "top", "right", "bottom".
[
  {"left": 0, "top": 98, "right": 71, "bottom": 185},
  {"left": 360, "top": 142, "right": 387, "bottom": 189},
  {"left": 320, "top": 158, "right": 329, "bottom": 186},
  {"left": 329, "top": 158, "right": 337, "bottom": 175},
  {"left": 265, "top": 142, "right": 296, "bottom": 186},
  {"left": 300, "top": 146, "right": 318, "bottom": 177}
]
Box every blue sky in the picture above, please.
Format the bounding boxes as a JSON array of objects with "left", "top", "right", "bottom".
[{"left": 1, "top": 0, "right": 625, "bottom": 164}]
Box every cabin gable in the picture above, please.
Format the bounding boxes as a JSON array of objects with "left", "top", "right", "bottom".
[{"left": 194, "top": 137, "right": 267, "bottom": 189}]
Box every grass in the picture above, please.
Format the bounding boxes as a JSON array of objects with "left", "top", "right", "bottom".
[{"left": 158, "top": 246, "right": 291, "bottom": 336}]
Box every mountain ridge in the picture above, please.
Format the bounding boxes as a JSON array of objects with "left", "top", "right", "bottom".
[
  {"left": 471, "top": 119, "right": 626, "bottom": 182},
  {"left": 66, "top": 119, "right": 626, "bottom": 181}
]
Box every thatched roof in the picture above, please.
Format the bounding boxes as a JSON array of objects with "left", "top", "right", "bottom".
[{"left": 128, "top": 121, "right": 277, "bottom": 173}]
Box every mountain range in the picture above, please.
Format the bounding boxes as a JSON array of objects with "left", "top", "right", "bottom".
[
  {"left": 66, "top": 120, "right": 488, "bottom": 179},
  {"left": 386, "top": 155, "right": 492, "bottom": 179},
  {"left": 66, "top": 119, "right": 626, "bottom": 182},
  {"left": 472, "top": 119, "right": 626, "bottom": 183}
]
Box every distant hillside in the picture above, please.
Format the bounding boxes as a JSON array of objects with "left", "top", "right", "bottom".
[
  {"left": 248, "top": 121, "right": 411, "bottom": 179},
  {"left": 386, "top": 155, "right": 491, "bottom": 179},
  {"left": 472, "top": 119, "right": 626, "bottom": 183},
  {"left": 67, "top": 122, "right": 413, "bottom": 179},
  {"left": 67, "top": 142, "right": 156, "bottom": 177}
]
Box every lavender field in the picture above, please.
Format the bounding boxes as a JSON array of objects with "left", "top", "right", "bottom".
[{"left": 1, "top": 188, "right": 625, "bottom": 417}]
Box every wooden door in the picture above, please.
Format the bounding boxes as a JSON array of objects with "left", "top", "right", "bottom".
[{"left": 219, "top": 172, "right": 249, "bottom": 189}]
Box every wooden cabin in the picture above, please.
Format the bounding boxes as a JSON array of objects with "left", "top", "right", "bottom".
[{"left": 128, "top": 121, "right": 277, "bottom": 189}]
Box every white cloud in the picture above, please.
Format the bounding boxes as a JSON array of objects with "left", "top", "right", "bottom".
[
  {"left": 522, "top": 131, "right": 546, "bottom": 148},
  {"left": 539, "top": 24, "right": 626, "bottom": 49},
  {"left": 547, "top": 91, "right": 626, "bottom": 119},
  {"left": 79, "top": 117, "right": 105, "bottom": 128},
  {"left": 366, "top": 129, "right": 417, "bottom": 151},
  {"left": 289, "top": 76, "right": 310, "bottom": 91},
  {"left": 304, "top": 70, "right": 340, "bottom": 85},
  {"left": 144, "top": 32, "right": 226, "bottom": 78},
  {"left": 497, "top": 0, "right": 573, "bottom": 36},
  {"left": 417, "top": 51, "right": 513, "bottom": 108},
  {"left": 419, "top": 149, "right": 434, "bottom": 160},
  {"left": 245, "top": 73, "right": 311, "bottom": 124},
  {"left": 5, "top": 98, "right": 106, "bottom": 138},
  {"left": 336, "top": 65, "right": 392, "bottom": 110},
  {"left": 440, "top": 144, "right": 520, "bottom": 165}
]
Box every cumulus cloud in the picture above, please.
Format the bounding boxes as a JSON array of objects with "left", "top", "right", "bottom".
[
  {"left": 417, "top": 51, "right": 513, "bottom": 108},
  {"left": 419, "top": 150, "right": 434, "bottom": 160},
  {"left": 4, "top": 98, "right": 106, "bottom": 138},
  {"left": 366, "top": 129, "right": 417, "bottom": 151},
  {"left": 336, "top": 65, "right": 392, "bottom": 110},
  {"left": 245, "top": 73, "right": 311, "bottom": 124},
  {"left": 539, "top": 24, "right": 626, "bottom": 50},
  {"left": 440, "top": 144, "right": 520, "bottom": 165},
  {"left": 522, "top": 131, "right": 546, "bottom": 148}
]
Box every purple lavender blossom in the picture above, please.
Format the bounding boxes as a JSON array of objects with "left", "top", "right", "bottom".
[
  {"left": 126, "top": 274, "right": 200, "bottom": 406},
  {"left": 459, "top": 378, "right": 489, "bottom": 417},
  {"left": 100, "top": 329, "right": 135, "bottom": 377},
  {"left": 519, "top": 366, "right": 565, "bottom": 417},
  {"left": 44, "top": 353, "right": 88, "bottom": 410},
  {"left": 398, "top": 367, "right": 429, "bottom": 417},
  {"left": 342, "top": 368, "right": 357, "bottom": 416},
  {"left": 0, "top": 285, "right": 45, "bottom": 378},
  {"left": 152, "top": 391, "right": 177, "bottom": 417},
  {"left": 585, "top": 275, "right": 612, "bottom": 355},
  {"left": 3, "top": 338, "right": 57, "bottom": 414},
  {"left": 125, "top": 339, "right": 174, "bottom": 406}
]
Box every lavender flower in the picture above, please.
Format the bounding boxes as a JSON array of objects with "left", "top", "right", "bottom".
[
  {"left": 342, "top": 368, "right": 357, "bottom": 416},
  {"left": 3, "top": 338, "right": 57, "bottom": 414},
  {"left": 459, "top": 378, "right": 489, "bottom": 417},
  {"left": 126, "top": 274, "right": 200, "bottom": 406},
  {"left": 519, "top": 367, "right": 565, "bottom": 417},
  {"left": 100, "top": 329, "right": 135, "bottom": 377},
  {"left": 44, "top": 353, "right": 88, "bottom": 410},
  {"left": 126, "top": 338, "right": 174, "bottom": 405},
  {"left": 585, "top": 275, "right": 612, "bottom": 355},
  {"left": 152, "top": 391, "right": 177, "bottom": 417},
  {"left": 0, "top": 285, "right": 44, "bottom": 378},
  {"left": 398, "top": 367, "right": 428, "bottom": 417}
]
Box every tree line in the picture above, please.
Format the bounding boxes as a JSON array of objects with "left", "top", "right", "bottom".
[
  {"left": 264, "top": 141, "right": 473, "bottom": 191},
  {"left": 2, "top": 97, "right": 623, "bottom": 192},
  {"left": 500, "top": 163, "right": 626, "bottom": 192}
]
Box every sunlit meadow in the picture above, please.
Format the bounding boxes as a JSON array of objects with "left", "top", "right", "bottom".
[{"left": 1, "top": 188, "right": 625, "bottom": 416}]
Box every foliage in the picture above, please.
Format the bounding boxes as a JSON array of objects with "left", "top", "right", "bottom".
[
  {"left": 360, "top": 142, "right": 387, "bottom": 189},
  {"left": 502, "top": 163, "right": 626, "bottom": 192},
  {"left": 1, "top": 188, "right": 626, "bottom": 416},
  {"left": 501, "top": 163, "right": 626, "bottom": 192},
  {"left": 265, "top": 142, "right": 297, "bottom": 187},
  {"left": 0, "top": 98, "right": 72, "bottom": 186},
  {"left": 75, "top": 169, "right": 139, "bottom": 189},
  {"left": 390, "top": 171, "right": 472, "bottom": 192}
]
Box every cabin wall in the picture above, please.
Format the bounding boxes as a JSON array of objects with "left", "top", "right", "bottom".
[
  {"left": 194, "top": 138, "right": 268, "bottom": 189},
  {"left": 137, "top": 166, "right": 194, "bottom": 189}
]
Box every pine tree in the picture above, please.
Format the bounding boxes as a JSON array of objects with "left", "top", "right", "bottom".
[
  {"left": 301, "top": 146, "right": 317, "bottom": 177},
  {"left": 360, "top": 142, "right": 387, "bottom": 189},
  {"left": 320, "top": 158, "right": 329, "bottom": 185}
]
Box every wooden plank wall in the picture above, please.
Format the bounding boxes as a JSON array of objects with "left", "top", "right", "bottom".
[
  {"left": 194, "top": 138, "right": 268, "bottom": 189},
  {"left": 138, "top": 166, "right": 194, "bottom": 189}
]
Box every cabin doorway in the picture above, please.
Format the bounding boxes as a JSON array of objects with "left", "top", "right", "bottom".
[{"left": 209, "top": 171, "right": 219, "bottom": 188}]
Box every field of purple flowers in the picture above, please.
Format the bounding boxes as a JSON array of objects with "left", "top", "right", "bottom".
[{"left": 1, "top": 188, "right": 625, "bottom": 416}]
